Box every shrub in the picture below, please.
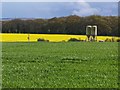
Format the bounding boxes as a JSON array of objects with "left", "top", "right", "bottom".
[
  {"left": 99, "top": 40, "right": 105, "bottom": 42},
  {"left": 111, "top": 38, "right": 115, "bottom": 42},
  {"left": 116, "top": 39, "right": 120, "bottom": 42},
  {"left": 68, "top": 38, "right": 80, "bottom": 42},
  {"left": 62, "top": 40, "right": 66, "bottom": 42},
  {"left": 105, "top": 38, "right": 112, "bottom": 42},
  {"left": 37, "top": 38, "right": 45, "bottom": 41},
  {"left": 37, "top": 38, "right": 49, "bottom": 42}
]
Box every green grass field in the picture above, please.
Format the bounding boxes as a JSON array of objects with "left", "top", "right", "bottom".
[{"left": 2, "top": 42, "right": 118, "bottom": 88}]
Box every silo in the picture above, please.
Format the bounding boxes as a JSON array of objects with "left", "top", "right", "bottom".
[
  {"left": 86, "top": 25, "right": 92, "bottom": 41},
  {"left": 91, "top": 25, "right": 97, "bottom": 41}
]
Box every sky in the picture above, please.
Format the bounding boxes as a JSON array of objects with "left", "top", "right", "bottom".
[
  {"left": 2, "top": 1, "right": 118, "bottom": 18},
  {"left": 1, "top": 0, "right": 119, "bottom": 2}
]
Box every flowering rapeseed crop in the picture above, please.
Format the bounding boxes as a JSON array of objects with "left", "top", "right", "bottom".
[{"left": 0, "top": 33, "right": 119, "bottom": 42}]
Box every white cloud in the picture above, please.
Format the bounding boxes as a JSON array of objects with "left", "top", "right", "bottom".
[
  {"left": 72, "top": 8, "right": 99, "bottom": 16},
  {"left": 72, "top": 0, "right": 100, "bottom": 16}
]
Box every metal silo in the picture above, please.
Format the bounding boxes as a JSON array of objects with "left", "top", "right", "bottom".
[
  {"left": 91, "top": 25, "right": 97, "bottom": 41},
  {"left": 86, "top": 25, "right": 92, "bottom": 41}
]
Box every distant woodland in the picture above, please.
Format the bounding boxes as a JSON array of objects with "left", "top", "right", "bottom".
[{"left": 2, "top": 15, "right": 118, "bottom": 36}]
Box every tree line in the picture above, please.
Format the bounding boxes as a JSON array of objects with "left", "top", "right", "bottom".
[{"left": 2, "top": 15, "right": 118, "bottom": 36}]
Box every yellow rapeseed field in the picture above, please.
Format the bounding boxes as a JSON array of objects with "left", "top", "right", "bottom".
[{"left": 0, "top": 33, "right": 119, "bottom": 42}]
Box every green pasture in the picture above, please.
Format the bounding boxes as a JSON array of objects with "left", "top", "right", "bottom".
[{"left": 2, "top": 42, "right": 118, "bottom": 88}]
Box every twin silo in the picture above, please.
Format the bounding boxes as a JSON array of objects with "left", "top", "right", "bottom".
[{"left": 86, "top": 25, "right": 97, "bottom": 41}]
